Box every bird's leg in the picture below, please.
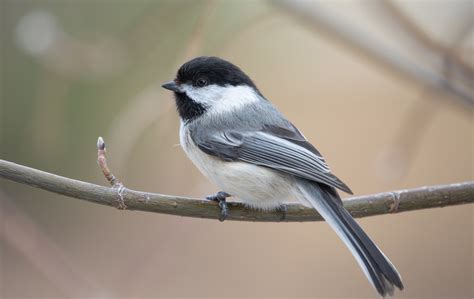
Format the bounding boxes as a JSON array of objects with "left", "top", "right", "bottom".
[
  {"left": 206, "top": 191, "right": 231, "bottom": 222},
  {"left": 277, "top": 204, "right": 287, "bottom": 221}
]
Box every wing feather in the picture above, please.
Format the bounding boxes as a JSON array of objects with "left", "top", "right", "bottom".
[{"left": 195, "top": 129, "right": 352, "bottom": 194}]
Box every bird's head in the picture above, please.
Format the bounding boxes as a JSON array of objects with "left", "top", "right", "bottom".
[{"left": 162, "top": 56, "right": 261, "bottom": 122}]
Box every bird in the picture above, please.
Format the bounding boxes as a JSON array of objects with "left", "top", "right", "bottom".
[{"left": 162, "top": 56, "right": 403, "bottom": 297}]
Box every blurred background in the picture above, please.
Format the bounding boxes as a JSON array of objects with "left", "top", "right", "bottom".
[{"left": 1, "top": 0, "right": 473, "bottom": 298}]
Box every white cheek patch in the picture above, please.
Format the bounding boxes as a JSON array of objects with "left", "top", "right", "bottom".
[
  {"left": 181, "top": 84, "right": 260, "bottom": 114},
  {"left": 181, "top": 84, "right": 221, "bottom": 106}
]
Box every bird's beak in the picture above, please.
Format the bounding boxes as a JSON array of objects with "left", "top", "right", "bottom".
[{"left": 161, "top": 81, "right": 182, "bottom": 93}]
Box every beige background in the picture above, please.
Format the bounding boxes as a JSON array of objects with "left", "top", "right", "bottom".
[{"left": 1, "top": 1, "right": 473, "bottom": 298}]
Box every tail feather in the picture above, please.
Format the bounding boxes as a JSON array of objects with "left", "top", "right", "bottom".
[{"left": 297, "top": 179, "right": 403, "bottom": 297}]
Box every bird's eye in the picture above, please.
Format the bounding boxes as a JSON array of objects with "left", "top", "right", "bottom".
[{"left": 196, "top": 78, "right": 208, "bottom": 87}]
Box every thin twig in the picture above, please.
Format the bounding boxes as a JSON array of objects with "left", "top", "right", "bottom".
[
  {"left": 0, "top": 137, "right": 472, "bottom": 222},
  {"left": 97, "top": 137, "right": 120, "bottom": 187},
  {"left": 97, "top": 136, "right": 126, "bottom": 209}
]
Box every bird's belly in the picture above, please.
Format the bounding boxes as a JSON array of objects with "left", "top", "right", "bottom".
[{"left": 181, "top": 126, "right": 294, "bottom": 210}]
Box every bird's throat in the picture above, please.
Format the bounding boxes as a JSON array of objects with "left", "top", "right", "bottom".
[{"left": 174, "top": 92, "right": 207, "bottom": 122}]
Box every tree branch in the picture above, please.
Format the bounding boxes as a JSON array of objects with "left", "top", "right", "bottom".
[
  {"left": 0, "top": 138, "right": 472, "bottom": 222},
  {"left": 273, "top": 0, "right": 474, "bottom": 107}
]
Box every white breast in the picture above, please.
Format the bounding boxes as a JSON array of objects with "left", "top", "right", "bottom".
[{"left": 179, "top": 122, "right": 296, "bottom": 210}]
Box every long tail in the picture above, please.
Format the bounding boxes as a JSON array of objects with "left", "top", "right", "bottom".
[{"left": 297, "top": 179, "right": 403, "bottom": 297}]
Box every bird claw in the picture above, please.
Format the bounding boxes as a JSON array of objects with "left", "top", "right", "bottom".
[
  {"left": 277, "top": 204, "right": 287, "bottom": 221},
  {"left": 206, "top": 191, "right": 231, "bottom": 221}
]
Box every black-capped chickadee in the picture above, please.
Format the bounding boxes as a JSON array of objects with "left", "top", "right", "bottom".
[{"left": 162, "top": 56, "right": 403, "bottom": 297}]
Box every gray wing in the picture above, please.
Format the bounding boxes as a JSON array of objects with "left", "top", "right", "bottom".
[{"left": 194, "top": 125, "right": 353, "bottom": 194}]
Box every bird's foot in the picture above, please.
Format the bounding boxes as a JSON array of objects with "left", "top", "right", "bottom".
[
  {"left": 206, "top": 191, "right": 231, "bottom": 222},
  {"left": 277, "top": 204, "right": 287, "bottom": 221}
]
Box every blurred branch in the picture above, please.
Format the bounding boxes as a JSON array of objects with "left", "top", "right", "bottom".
[
  {"left": 273, "top": 0, "right": 474, "bottom": 107},
  {"left": 0, "top": 138, "right": 472, "bottom": 222},
  {"left": 380, "top": 0, "right": 474, "bottom": 82},
  {"left": 181, "top": 0, "right": 217, "bottom": 60},
  {"left": 107, "top": 0, "right": 216, "bottom": 175},
  {"left": 377, "top": 14, "right": 472, "bottom": 184}
]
